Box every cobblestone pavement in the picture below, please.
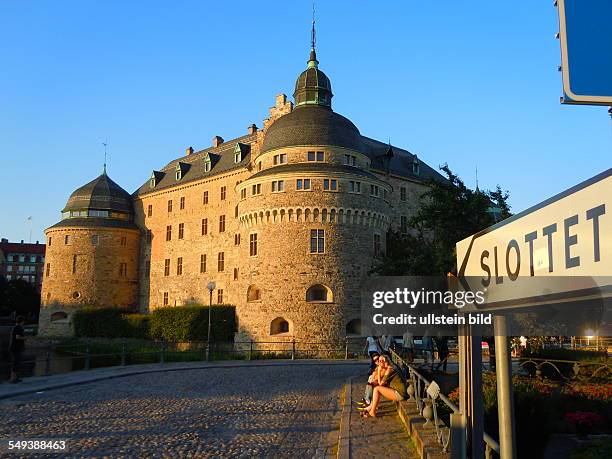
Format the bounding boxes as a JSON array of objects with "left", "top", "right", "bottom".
[
  {"left": 348, "top": 377, "right": 416, "bottom": 459},
  {"left": 0, "top": 364, "right": 364, "bottom": 458}
]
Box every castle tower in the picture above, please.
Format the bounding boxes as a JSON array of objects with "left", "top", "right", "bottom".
[
  {"left": 235, "top": 47, "right": 392, "bottom": 344},
  {"left": 39, "top": 171, "right": 140, "bottom": 336}
]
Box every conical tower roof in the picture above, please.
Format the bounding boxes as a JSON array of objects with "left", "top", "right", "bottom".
[{"left": 62, "top": 172, "right": 133, "bottom": 214}]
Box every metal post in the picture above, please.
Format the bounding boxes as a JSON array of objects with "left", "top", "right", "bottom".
[
  {"left": 291, "top": 339, "right": 296, "bottom": 360},
  {"left": 450, "top": 413, "right": 466, "bottom": 459},
  {"left": 44, "top": 351, "right": 51, "bottom": 376},
  {"left": 494, "top": 315, "right": 516, "bottom": 459},
  {"left": 458, "top": 323, "right": 484, "bottom": 459},
  {"left": 160, "top": 342, "right": 165, "bottom": 363},
  {"left": 344, "top": 338, "right": 349, "bottom": 360},
  {"left": 206, "top": 289, "right": 213, "bottom": 361},
  {"left": 248, "top": 340, "right": 253, "bottom": 360},
  {"left": 121, "top": 344, "right": 126, "bottom": 366}
]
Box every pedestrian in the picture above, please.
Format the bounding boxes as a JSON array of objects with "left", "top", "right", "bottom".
[
  {"left": 434, "top": 336, "right": 449, "bottom": 372},
  {"left": 402, "top": 330, "right": 414, "bottom": 363},
  {"left": 380, "top": 334, "right": 393, "bottom": 354},
  {"left": 364, "top": 335, "right": 383, "bottom": 372},
  {"left": 9, "top": 315, "right": 26, "bottom": 383},
  {"left": 421, "top": 334, "right": 434, "bottom": 370}
]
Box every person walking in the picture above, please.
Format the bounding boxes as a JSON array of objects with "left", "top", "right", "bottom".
[
  {"left": 434, "top": 336, "right": 449, "bottom": 372},
  {"left": 364, "top": 335, "right": 383, "bottom": 372},
  {"left": 421, "top": 334, "right": 434, "bottom": 370},
  {"left": 9, "top": 316, "right": 26, "bottom": 383},
  {"left": 402, "top": 330, "right": 415, "bottom": 363}
]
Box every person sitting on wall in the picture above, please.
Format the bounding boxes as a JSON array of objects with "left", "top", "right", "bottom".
[
  {"left": 9, "top": 315, "right": 26, "bottom": 384},
  {"left": 359, "top": 354, "right": 407, "bottom": 418},
  {"left": 356, "top": 353, "right": 381, "bottom": 408}
]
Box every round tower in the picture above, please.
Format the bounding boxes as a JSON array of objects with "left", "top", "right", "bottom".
[
  {"left": 39, "top": 171, "right": 140, "bottom": 336},
  {"left": 235, "top": 48, "right": 392, "bottom": 346}
]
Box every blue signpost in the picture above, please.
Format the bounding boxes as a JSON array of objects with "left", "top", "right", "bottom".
[{"left": 557, "top": 0, "right": 612, "bottom": 105}]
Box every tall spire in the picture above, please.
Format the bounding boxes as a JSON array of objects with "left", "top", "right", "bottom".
[
  {"left": 102, "top": 139, "right": 108, "bottom": 175},
  {"left": 308, "top": 1, "right": 318, "bottom": 68}
]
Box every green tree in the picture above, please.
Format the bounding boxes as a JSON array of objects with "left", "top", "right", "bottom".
[
  {"left": 0, "top": 278, "right": 41, "bottom": 320},
  {"left": 375, "top": 164, "right": 511, "bottom": 276}
]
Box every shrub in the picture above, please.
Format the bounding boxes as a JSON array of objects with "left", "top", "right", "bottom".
[
  {"left": 148, "top": 305, "right": 236, "bottom": 342},
  {"left": 73, "top": 308, "right": 149, "bottom": 339}
]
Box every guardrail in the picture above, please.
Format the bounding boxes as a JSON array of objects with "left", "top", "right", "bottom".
[
  {"left": 518, "top": 356, "right": 610, "bottom": 381},
  {"left": 389, "top": 349, "right": 500, "bottom": 458},
  {"left": 1, "top": 338, "right": 367, "bottom": 379}
]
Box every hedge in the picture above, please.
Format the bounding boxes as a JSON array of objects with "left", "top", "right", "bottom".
[{"left": 72, "top": 305, "right": 235, "bottom": 342}]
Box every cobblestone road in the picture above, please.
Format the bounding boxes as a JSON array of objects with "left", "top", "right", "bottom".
[{"left": 1, "top": 363, "right": 364, "bottom": 458}]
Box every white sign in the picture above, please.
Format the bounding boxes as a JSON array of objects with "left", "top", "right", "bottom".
[{"left": 456, "top": 169, "right": 612, "bottom": 310}]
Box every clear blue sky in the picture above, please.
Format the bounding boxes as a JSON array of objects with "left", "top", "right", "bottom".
[{"left": 1, "top": 1, "right": 610, "bottom": 242}]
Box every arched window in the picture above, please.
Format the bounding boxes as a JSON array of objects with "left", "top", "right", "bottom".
[
  {"left": 247, "top": 285, "right": 261, "bottom": 302},
  {"left": 50, "top": 311, "right": 68, "bottom": 322},
  {"left": 345, "top": 319, "right": 362, "bottom": 336},
  {"left": 306, "top": 284, "right": 333, "bottom": 303},
  {"left": 270, "top": 317, "right": 290, "bottom": 335}
]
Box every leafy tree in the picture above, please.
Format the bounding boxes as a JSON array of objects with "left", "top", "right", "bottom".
[
  {"left": 0, "top": 278, "right": 41, "bottom": 320},
  {"left": 375, "top": 164, "right": 511, "bottom": 276}
]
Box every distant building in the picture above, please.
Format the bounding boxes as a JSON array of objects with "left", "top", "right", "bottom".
[
  {"left": 39, "top": 42, "right": 445, "bottom": 338},
  {"left": 0, "top": 238, "right": 46, "bottom": 292}
]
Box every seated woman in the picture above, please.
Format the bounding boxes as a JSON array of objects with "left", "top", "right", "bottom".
[
  {"left": 361, "top": 355, "right": 407, "bottom": 418},
  {"left": 357, "top": 353, "right": 381, "bottom": 407}
]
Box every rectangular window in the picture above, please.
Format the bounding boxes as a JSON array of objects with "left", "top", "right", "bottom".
[
  {"left": 72, "top": 255, "right": 77, "bottom": 274},
  {"left": 178, "top": 223, "right": 184, "bottom": 239},
  {"left": 323, "top": 179, "right": 337, "bottom": 191},
  {"left": 200, "top": 254, "right": 207, "bottom": 273},
  {"left": 121, "top": 236, "right": 127, "bottom": 246},
  {"left": 166, "top": 225, "right": 172, "bottom": 241},
  {"left": 234, "top": 233, "right": 241, "bottom": 246},
  {"left": 6, "top": 265, "right": 11, "bottom": 272},
  {"left": 220, "top": 186, "right": 226, "bottom": 200},
  {"left": 219, "top": 215, "right": 226, "bottom": 232},
  {"left": 48, "top": 237, "right": 52, "bottom": 247},
  {"left": 119, "top": 262, "right": 127, "bottom": 277},
  {"left": 310, "top": 229, "right": 325, "bottom": 253},
  {"left": 64, "top": 235, "right": 70, "bottom": 245},
  {"left": 240, "top": 188, "right": 247, "bottom": 199},
  {"left": 163, "top": 292, "right": 169, "bottom": 306},
  {"left": 296, "top": 179, "right": 311, "bottom": 190},
  {"left": 180, "top": 196, "right": 185, "bottom": 210},
  {"left": 344, "top": 154, "right": 357, "bottom": 166},
  {"left": 271, "top": 180, "right": 284, "bottom": 192},
  {"left": 400, "top": 215, "right": 408, "bottom": 234},
  {"left": 400, "top": 187, "right": 407, "bottom": 201},
  {"left": 203, "top": 191, "right": 209, "bottom": 205},
  {"left": 218, "top": 252, "right": 225, "bottom": 272},
  {"left": 308, "top": 151, "right": 324, "bottom": 161},
  {"left": 164, "top": 259, "right": 170, "bottom": 277},
  {"left": 146, "top": 230, "right": 152, "bottom": 244},
  {"left": 374, "top": 234, "right": 381, "bottom": 257},
  {"left": 316, "top": 151, "right": 324, "bottom": 161},
  {"left": 274, "top": 153, "right": 287, "bottom": 165},
  {"left": 92, "top": 235, "right": 99, "bottom": 245},
  {"left": 349, "top": 181, "right": 361, "bottom": 193},
  {"left": 201, "top": 218, "right": 208, "bottom": 236},
  {"left": 177, "top": 257, "right": 183, "bottom": 275},
  {"left": 147, "top": 204, "right": 153, "bottom": 217},
  {"left": 167, "top": 200, "right": 173, "bottom": 212},
  {"left": 233, "top": 268, "right": 239, "bottom": 280},
  {"left": 250, "top": 233, "right": 258, "bottom": 256},
  {"left": 251, "top": 183, "right": 261, "bottom": 195},
  {"left": 45, "top": 263, "right": 50, "bottom": 277},
  {"left": 370, "top": 185, "right": 379, "bottom": 197},
  {"left": 217, "top": 289, "right": 224, "bottom": 304}
]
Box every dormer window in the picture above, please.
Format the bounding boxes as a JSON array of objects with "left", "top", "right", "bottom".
[
  {"left": 412, "top": 156, "right": 420, "bottom": 175},
  {"left": 175, "top": 164, "right": 182, "bottom": 181},
  {"left": 149, "top": 173, "right": 156, "bottom": 188},
  {"left": 234, "top": 144, "right": 242, "bottom": 163},
  {"left": 204, "top": 155, "right": 212, "bottom": 172}
]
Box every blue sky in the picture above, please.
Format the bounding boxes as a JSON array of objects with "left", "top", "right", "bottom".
[{"left": 0, "top": 1, "right": 610, "bottom": 242}]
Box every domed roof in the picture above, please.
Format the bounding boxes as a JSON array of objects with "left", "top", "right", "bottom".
[
  {"left": 261, "top": 104, "right": 363, "bottom": 153},
  {"left": 62, "top": 172, "right": 133, "bottom": 214},
  {"left": 293, "top": 49, "right": 333, "bottom": 108}
]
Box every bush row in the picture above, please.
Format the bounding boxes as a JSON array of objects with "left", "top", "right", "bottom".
[{"left": 73, "top": 306, "right": 236, "bottom": 342}]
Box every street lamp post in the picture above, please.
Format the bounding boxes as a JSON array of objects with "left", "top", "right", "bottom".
[{"left": 206, "top": 281, "right": 216, "bottom": 361}]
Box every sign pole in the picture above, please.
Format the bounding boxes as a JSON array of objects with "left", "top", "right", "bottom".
[
  {"left": 494, "top": 315, "right": 516, "bottom": 459},
  {"left": 458, "top": 324, "right": 484, "bottom": 458}
]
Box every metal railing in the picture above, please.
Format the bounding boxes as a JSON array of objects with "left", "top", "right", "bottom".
[
  {"left": 1, "top": 337, "right": 367, "bottom": 380},
  {"left": 518, "top": 356, "right": 610, "bottom": 381},
  {"left": 389, "top": 349, "right": 500, "bottom": 458}
]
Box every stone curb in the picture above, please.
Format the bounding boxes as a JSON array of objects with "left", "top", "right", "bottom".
[
  {"left": 336, "top": 375, "right": 353, "bottom": 459},
  {"left": 0, "top": 359, "right": 367, "bottom": 400}
]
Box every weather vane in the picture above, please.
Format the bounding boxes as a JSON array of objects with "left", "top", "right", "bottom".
[
  {"left": 311, "top": 0, "right": 316, "bottom": 50},
  {"left": 102, "top": 139, "right": 108, "bottom": 174}
]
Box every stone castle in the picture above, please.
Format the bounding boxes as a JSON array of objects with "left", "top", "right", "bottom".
[{"left": 39, "top": 44, "right": 442, "bottom": 342}]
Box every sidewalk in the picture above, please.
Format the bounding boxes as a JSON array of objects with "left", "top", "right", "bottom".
[
  {"left": 338, "top": 376, "right": 417, "bottom": 458},
  {"left": 0, "top": 359, "right": 367, "bottom": 400}
]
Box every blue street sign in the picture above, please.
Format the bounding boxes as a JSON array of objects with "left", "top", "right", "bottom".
[{"left": 557, "top": 0, "right": 612, "bottom": 105}]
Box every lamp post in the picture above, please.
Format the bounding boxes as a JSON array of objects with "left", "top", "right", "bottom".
[{"left": 206, "top": 281, "right": 216, "bottom": 361}]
